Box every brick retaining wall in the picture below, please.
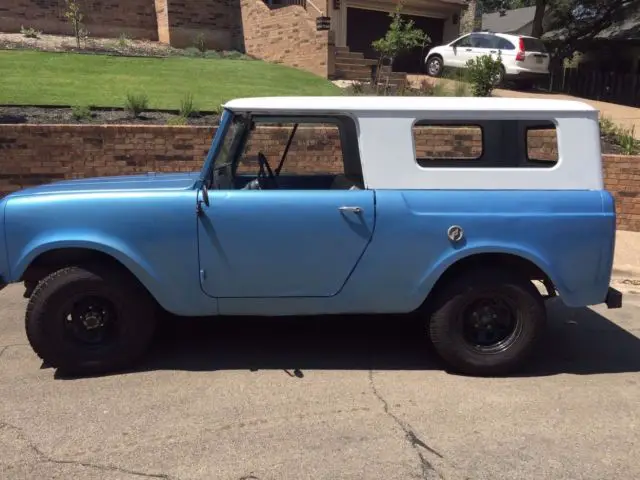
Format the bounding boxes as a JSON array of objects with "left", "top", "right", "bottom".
[
  {"left": 0, "top": 124, "right": 638, "bottom": 231},
  {"left": 0, "top": 0, "right": 159, "bottom": 40}
]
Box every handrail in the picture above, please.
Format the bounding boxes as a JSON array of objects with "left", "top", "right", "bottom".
[{"left": 306, "top": 0, "right": 324, "bottom": 15}]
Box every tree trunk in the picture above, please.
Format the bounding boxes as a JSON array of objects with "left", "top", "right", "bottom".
[{"left": 531, "top": 0, "right": 547, "bottom": 38}]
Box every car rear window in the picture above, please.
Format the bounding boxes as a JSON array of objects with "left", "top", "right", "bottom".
[{"left": 522, "top": 37, "right": 547, "bottom": 53}]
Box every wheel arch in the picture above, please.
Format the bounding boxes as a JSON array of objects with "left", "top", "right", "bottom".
[
  {"left": 16, "top": 241, "right": 163, "bottom": 307},
  {"left": 418, "top": 250, "right": 557, "bottom": 311}
]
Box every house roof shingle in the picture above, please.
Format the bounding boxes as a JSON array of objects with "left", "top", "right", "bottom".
[{"left": 481, "top": 6, "right": 536, "bottom": 33}]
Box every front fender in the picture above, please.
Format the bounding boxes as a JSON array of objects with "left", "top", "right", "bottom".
[{"left": 10, "top": 233, "right": 163, "bottom": 305}]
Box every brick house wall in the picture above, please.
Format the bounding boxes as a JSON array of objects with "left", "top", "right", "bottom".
[
  {"left": 155, "top": 0, "right": 244, "bottom": 50},
  {"left": 239, "top": 0, "right": 333, "bottom": 78},
  {"left": 0, "top": 0, "right": 159, "bottom": 40},
  {"left": 0, "top": 124, "right": 638, "bottom": 231}
]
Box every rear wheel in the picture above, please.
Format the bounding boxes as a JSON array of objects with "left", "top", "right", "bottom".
[
  {"left": 493, "top": 65, "right": 506, "bottom": 87},
  {"left": 25, "top": 265, "right": 157, "bottom": 375},
  {"left": 428, "top": 269, "right": 546, "bottom": 376}
]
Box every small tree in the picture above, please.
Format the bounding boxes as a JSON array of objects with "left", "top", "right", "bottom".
[
  {"left": 371, "top": 2, "right": 430, "bottom": 91},
  {"left": 64, "top": 0, "right": 88, "bottom": 49},
  {"left": 465, "top": 53, "right": 504, "bottom": 97}
]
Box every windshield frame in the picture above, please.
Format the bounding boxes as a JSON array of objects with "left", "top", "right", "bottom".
[{"left": 199, "top": 108, "right": 249, "bottom": 189}]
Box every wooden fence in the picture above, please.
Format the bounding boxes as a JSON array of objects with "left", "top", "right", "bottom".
[{"left": 544, "top": 66, "right": 640, "bottom": 108}]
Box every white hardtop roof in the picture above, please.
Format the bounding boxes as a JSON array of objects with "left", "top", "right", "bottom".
[{"left": 223, "top": 96, "right": 597, "bottom": 114}]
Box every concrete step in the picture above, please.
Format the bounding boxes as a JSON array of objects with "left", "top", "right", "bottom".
[
  {"left": 335, "top": 56, "right": 378, "bottom": 66},
  {"left": 334, "top": 63, "right": 373, "bottom": 74}
]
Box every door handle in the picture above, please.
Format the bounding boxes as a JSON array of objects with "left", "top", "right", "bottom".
[
  {"left": 490, "top": 50, "right": 497, "bottom": 53},
  {"left": 465, "top": 48, "right": 473, "bottom": 51},
  {"left": 339, "top": 206, "right": 363, "bottom": 214}
]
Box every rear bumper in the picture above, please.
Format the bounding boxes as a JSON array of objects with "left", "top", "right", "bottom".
[
  {"left": 505, "top": 71, "right": 549, "bottom": 81},
  {"left": 605, "top": 286, "right": 623, "bottom": 309}
]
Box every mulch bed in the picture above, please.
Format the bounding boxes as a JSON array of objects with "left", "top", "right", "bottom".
[{"left": 0, "top": 105, "right": 220, "bottom": 126}]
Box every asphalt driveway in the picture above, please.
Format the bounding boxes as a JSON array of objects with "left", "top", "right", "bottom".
[{"left": 1, "top": 284, "right": 639, "bottom": 480}]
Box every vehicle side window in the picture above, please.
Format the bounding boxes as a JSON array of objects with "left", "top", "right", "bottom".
[
  {"left": 470, "top": 34, "right": 493, "bottom": 48},
  {"left": 495, "top": 37, "right": 516, "bottom": 50},
  {"left": 236, "top": 116, "right": 365, "bottom": 189},
  {"left": 412, "top": 120, "right": 559, "bottom": 168},
  {"left": 526, "top": 122, "right": 559, "bottom": 163},
  {"left": 452, "top": 35, "right": 472, "bottom": 47}
]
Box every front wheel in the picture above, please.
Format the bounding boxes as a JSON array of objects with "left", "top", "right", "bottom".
[
  {"left": 25, "top": 265, "right": 157, "bottom": 375},
  {"left": 428, "top": 269, "right": 546, "bottom": 376},
  {"left": 426, "top": 56, "right": 443, "bottom": 77}
]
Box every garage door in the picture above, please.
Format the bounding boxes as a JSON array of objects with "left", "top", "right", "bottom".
[{"left": 346, "top": 7, "right": 445, "bottom": 74}]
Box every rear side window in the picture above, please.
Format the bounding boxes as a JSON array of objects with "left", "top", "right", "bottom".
[
  {"left": 412, "top": 120, "right": 559, "bottom": 168},
  {"left": 495, "top": 37, "right": 516, "bottom": 50},
  {"left": 413, "top": 124, "right": 482, "bottom": 166},
  {"left": 526, "top": 123, "right": 559, "bottom": 163},
  {"left": 521, "top": 37, "right": 548, "bottom": 53}
]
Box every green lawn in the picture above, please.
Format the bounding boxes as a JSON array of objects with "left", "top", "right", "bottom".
[{"left": 0, "top": 50, "right": 342, "bottom": 110}]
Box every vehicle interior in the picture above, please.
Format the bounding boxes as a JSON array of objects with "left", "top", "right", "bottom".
[{"left": 210, "top": 114, "right": 365, "bottom": 191}]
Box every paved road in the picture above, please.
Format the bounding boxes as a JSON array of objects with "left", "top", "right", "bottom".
[{"left": 1, "top": 284, "right": 639, "bottom": 480}]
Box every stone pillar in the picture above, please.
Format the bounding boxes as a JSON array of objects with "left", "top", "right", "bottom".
[
  {"left": 460, "top": 0, "right": 478, "bottom": 35},
  {"left": 154, "top": 0, "right": 170, "bottom": 44}
]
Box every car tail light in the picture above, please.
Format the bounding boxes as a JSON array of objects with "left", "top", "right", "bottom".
[{"left": 516, "top": 38, "right": 526, "bottom": 61}]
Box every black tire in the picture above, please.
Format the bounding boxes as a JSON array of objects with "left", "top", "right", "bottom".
[
  {"left": 493, "top": 65, "right": 506, "bottom": 87},
  {"left": 426, "top": 56, "right": 443, "bottom": 77},
  {"left": 428, "top": 269, "right": 546, "bottom": 376},
  {"left": 25, "top": 265, "right": 157, "bottom": 375}
]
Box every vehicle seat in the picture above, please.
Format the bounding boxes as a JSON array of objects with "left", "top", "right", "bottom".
[{"left": 330, "top": 174, "right": 363, "bottom": 190}]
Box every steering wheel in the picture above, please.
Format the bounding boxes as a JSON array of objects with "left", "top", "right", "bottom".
[{"left": 257, "top": 152, "right": 279, "bottom": 189}]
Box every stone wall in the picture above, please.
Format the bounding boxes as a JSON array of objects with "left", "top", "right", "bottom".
[
  {"left": 239, "top": 0, "right": 333, "bottom": 78},
  {"left": 0, "top": 124, "right": 638, "bottom": 231},
  {"left": 0, "top": 0, "right": 159, "bottom": 40}
]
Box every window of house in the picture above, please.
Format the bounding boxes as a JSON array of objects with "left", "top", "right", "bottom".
[{"left": 412, "top": 120, "right": 559, "bottom": 168}]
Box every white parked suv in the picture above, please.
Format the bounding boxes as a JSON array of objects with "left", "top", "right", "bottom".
[{"left": 425, "top": 32, "right": 550, "bottom": 88}]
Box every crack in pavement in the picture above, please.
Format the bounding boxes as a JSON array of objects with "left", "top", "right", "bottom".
[
  {"left": 368, "top": 370, "right": 444, "bottom": 480},
  {"left": 0, "top": 344, "right": 28, "bottom": 359},
  {"left": 0, "top": 421, "right": 178, "bottom": 479}
]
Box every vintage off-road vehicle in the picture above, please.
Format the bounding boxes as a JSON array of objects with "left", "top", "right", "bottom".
[{"left": 0, "top": 96, "right": 622, "bottom": 376}]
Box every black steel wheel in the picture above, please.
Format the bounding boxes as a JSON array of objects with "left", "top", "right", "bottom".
[
  {"left": 428, "top": 268, "right": 546, "bottom": 376},
  {"left": 26, "top": 265, "right": 157, "bottom": 375}
]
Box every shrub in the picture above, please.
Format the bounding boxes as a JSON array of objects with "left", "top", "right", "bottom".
[
  {"left": 222, "top": 50, "right": 251, "bottom": 60},
  {"left": 71, "top": 104, "right": 91, "bottom": 121},
  {"left": 600, "top": 117, "right": 640, "bottom": 155},
  {"left": 193, "top": 33, "right": 207, "bottom": 54},
  {"left": 179, "top": 92, "right": 199, "bottom": 118},
  {"left": 20, "top": 26, "right": 41, "bottom": 39},
  {"left": 465, "top": 53, "right": 503, "bottom": 97},
  {"left": 117, "top": 32, "right": 130, "bottom": 48},
  {"left": 64, "top": 0, "right": 88, "bottom": 49},
  {"left": 125, "top": 93, "right": 149, "bottom": 118}
]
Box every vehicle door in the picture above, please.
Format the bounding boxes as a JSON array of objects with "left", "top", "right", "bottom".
[
  {"left": 447, "top": 34, "right": 474, "bottom": 68},
  {"left": 492, "top": 36, "right": 517, "bottom": 67},
  {"left": 196, "top": 115, "right": 375, "bottom": 299}
]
